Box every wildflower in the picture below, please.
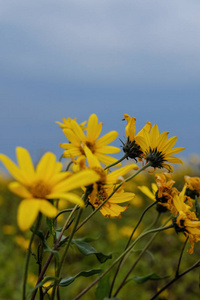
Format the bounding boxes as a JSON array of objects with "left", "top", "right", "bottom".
[
  {"left": 138, "top": 173, "right": 178, "bottom": 213},
  {"left": 59, "top": 114, "right": 120, "bottom": 166},
  {"left": 0, "top": 147, "right": 100, "bottom": 231},
  {"left": 185, "top": 175, "right": 200, "bottom": 199},
  {"left": 136, "top": 124, "right": 185, "bottom": 172},
  {"left": 155, "top": 173, "right": 179, "bottom": 213},
  {"left": 84, "top": 145, "right": 138, "bottom": 218},
  {"left": 122, "top": 114, "right": 151, "bottom": 161},
  {"left": 173, "top": 187, "right": 200, "bottom": 254}
]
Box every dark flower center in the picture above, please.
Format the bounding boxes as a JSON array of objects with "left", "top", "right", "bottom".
[
  {"left": 122, "top": 139, "right": 143, "bottom": 161},
  {"left": 146, "top": 148, "right": 165, "bottom": 168}
]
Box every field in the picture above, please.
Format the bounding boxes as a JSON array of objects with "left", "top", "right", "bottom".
[{"left": 0, "top": 156, "right": 200, "bottom": 300}]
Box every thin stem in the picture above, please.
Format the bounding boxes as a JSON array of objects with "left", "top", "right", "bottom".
[
  {"left": 104, "top": 153, "right": 128, "bottom": 170},
  {"left": 175, "top": 236, "right": 189, "bottom": 277},
  {"left": 74, "top": 224, "right": 173, "bottom": 300},
  {"left": 113, "top": 216, "right": 172, "bottom": 297},
  {"left": 23, "top": 213, "right": 42, "bottom": 300},
  {"left": 150, "top": 259, "right": 200, "bottom": 300},
  {"left": 109, "top": 201, "right": 157, "bottom": 297},
  {"left": 30, "top": 205, "right": 78, "bottom": 300},
  {"left": 51, "top": 208, "right": 83, "bottom": 300},
  {"left": 61, "top": 162, "right": 152, "bottom": 247}
]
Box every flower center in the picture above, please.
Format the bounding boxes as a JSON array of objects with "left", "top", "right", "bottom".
[
  {"left": 122, "top": 139, "right": 143, "bottom": 161},
  {"left": 146, "top": 148, "right": 165, "bottom": 168},
  {"left": 93, "top": 187, "right": 109, "bottom": 208},
  {"left": 29, "top": 180, "right": 51, "bottom": 198},
  {"left": 85, "top": 141, "right": 96, "bottom": 153}
]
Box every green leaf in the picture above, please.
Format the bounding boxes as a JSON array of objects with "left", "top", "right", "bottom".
[
  {"left": 95, "top": 274, "right": 110, "bottom": 300},
  {"left": 59, "top": 269, "right": 101, "bottom": 287},
  {"left": 72, "top": 240, "right": 112, "bottom": 263},
  {"left": 43, "top": 243, "right": 59, "bottom": 262},
  {"left": 128, "top": 273, "right": 170, "bottom": 284}
]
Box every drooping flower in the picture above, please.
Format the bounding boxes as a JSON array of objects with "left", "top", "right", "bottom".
[
  {"left": 122, "top": 113, "right": 151, "bottom": 161},
  {"left": 136, "top": 124, "right": 185, "bottom": 172},
  {"left": 173, "top": 187, "right": 200, "bottom": 254},
  {"left": 0, "top": 147, "right": 100, "bottom": 231},
  {"left": 59, "top": 114, "right": 121, "bottom": 166},
  {"left": 155, "top": 173, "right": 179, "bottom": 213},
  {"left": 184, "top": 176, "right": 200, "bottom": 199},
  {"left": 138, "top": 173, "right": 178, "bottom": 213},
  {"left": 83, "top": 145, "right": 138, "bottom": 218}
]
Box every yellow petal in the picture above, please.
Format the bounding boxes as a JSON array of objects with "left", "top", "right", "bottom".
[
  {"left": 0, "top": 153, "right": 25, "bottom": 183},
  {"left": 71, "top": 120, "right": 86, "bottom": 141},
  {"left": 17, "top": 199, "right": 40, "bottom": 231},
  {"left": 107, "top": 164, "right": 138, "bottom": 184},
  {"left": 96, "top": 131, "right": 118, "bottom": 147},
  {"left": 166, "top": 147, "right": 185, "bottom": 156},
  {"left": 47, "top": 192, "right": 85, "bottom": 207},
  {"left": 95, "top": 153, "right": 121, "bottom": 167},
  {"left": 63, "top": 129, "right": 81, "bottom": 146},
  {"left": 136, "top": 121, "right": 152, "bottom": 137},
  {"left": 16, "top": 147, "right": 35, "bottom": 182},
  {"left": 9, "top": 182, "right": 32, "bottom": 198},
  {"left": 149, "top": 124, "right": 159, "bottom": 149},
  {"left": 86, "top": 114, "right": 102, "bottom": 141},
  {"left": 36, "top": 152, "right": 60, "bottom": 181},
  {"left": 84, "top": 145, "right": 101, "bottom": 168},
  {"left": 108, "top": 192, "right": 135, "bottom": 203},
  {"left": 161, "top": 136, "right": 177, "bottom": 153},
  {"left": 138, "top": 186, "right": 155, "bottom": 201},
  {"left": 39, "top": 200, "right": 58, "bottom": 217},
  {"left": 100, "top": 203, "right": 128, "bottom": 217},
  {"left": 51, "top": 170, "right": 100, "bottom": 193},
  {"left": 97, "top": 146, "right": 121, "bottom": 154}
]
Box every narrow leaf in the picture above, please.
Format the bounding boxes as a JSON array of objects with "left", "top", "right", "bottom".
[
  {"left": 59, "top": 269, "right": 101, "bottom": 287},
  {"left": 128, "top": 273, "right": 170, "bottom": 284},
  {"left": 72, "top": 240, "right": 112, "bottom": 263}
]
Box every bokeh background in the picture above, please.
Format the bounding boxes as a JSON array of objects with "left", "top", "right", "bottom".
[{"left": 1, "top": 0, "right": 200, "bottom": 164}]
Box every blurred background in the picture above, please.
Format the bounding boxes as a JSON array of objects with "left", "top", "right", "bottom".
[{"left": 0, "top": 0, "right": 200, "bottom": 164}]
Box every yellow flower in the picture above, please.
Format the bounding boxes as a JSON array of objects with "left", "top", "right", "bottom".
[
  {"left": 59, "top": 114, "right": 120, "bottom": 166},
  {"left": 56, "top": 117, "right": 86, "bottom": 130},
  {"left": 84, "top": 145, "right": 138, "bottom": 218},
  {"left": 155, "top": 173, "right": 179, "bottom": 213},
  {"left": 138, "top": 173, "right": 178, "bottom": 213},
  {"left": 173, "top": 187, "right": 200, "bottom": 254},
  {"left": 184, "top": 175, "right": 200, "bottom": 199},
  {"left": 0, "top": 147, "right": 100, "bottom": 231},
  {"left": 122, "top": 114, "right": 151, "bottom": 161},
  {"left": 136, "top": 124, "right": 185, "bottom": 172}
]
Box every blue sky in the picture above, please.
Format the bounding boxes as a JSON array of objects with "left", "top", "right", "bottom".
[{"left": 0, "top": 0, "right": 200, "bottom": 165}]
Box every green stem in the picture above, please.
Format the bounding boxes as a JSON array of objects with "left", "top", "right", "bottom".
[
  {"left": 60, "top": 162, "right": 152, "bottom": 247},
  {"left": 109, "top": 201, "right": 157, "bottom": 297},
  {"left": 74, "top": 223, "right": 173, "bottom": 300},
  {"left": 30, "top": 205, "right": 78, "bottom": 300},
  {"left": 175, "top": 236, "right": 189, "bottom": 277},
  {"left": 113, "top": 216, "right": 172, "bottom": 297},
  {"left": 150, "top": 259, "right": 200, "bottom": 300},
  {"left": 51, "top": 208, "right": 83, "bottom": 300},
  {"left": 23, "top": 213, "right": 42, "bottom": 300},
  {"left": 104, "top": 153, "right": 128, "bottom": 170}
]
